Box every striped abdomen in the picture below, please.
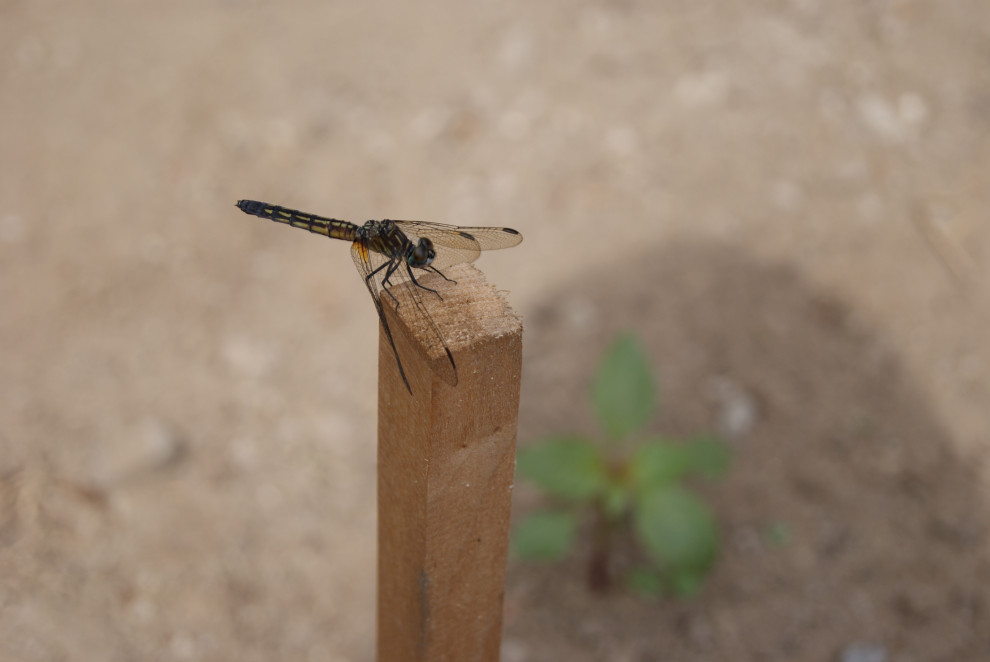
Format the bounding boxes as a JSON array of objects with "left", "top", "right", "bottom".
[{"left": 236, "top": 200, "right": 357, "bottom": 241}]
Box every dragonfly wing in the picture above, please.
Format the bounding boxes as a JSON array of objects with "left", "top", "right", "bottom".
[
  {"left": 438, "top": 225, "right": 523, "bottom": 251},
  {"left": 393, "top": 220, "right": 523, "bottom": 250},
  {"left": 388, "top": 276, "right": 458, "bottom": 387},
  {"left": 392, "top": 221, "right": 522, "bottom": 270},
  {"left": 350, "top": 241, "right": 412, "bottom": 391},
  {"left": 351, "top": 241, "right": 458, "bottom": 389}
]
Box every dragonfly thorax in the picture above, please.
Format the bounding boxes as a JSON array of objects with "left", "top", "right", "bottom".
[{"left": 407, "top": 237, "right": 437, "bottom": 268}]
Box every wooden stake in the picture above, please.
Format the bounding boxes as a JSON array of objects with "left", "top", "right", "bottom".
[{"left": 376, "top": 263, "right": 523, "bottom": 662}]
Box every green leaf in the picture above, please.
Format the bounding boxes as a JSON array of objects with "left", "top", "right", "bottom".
[
  {"left": 625, "top": 566, "right": 665, "bottom": 598},
  {"left": 600, "top": 482, "right": 630, "bottom": 521},
  {"left": 591, "top": 334, "right": 656, "bottom": 441},
  {"left": 628, "top": 440, "right": 692, "bottom": 491},
  {"left": 627, "top": 565, "right": 706, "bottom": 599},
  {"left": 511, "top": 511, "right": 577, "bottom": 560},
  {"left": 517, "top": 436, "right": 607, "bottom": 500},
  {"left": 668, "top": 569, "right": 705, "bottom": 597},
  {"left": 684, "top": 435, "right": 731, "bottom": 478},
  {"left": 634, "top": 486, "right": 718, "bottom": 572},
  {"left": 629, "top": 437, "right": 731, "bottom": 492}
]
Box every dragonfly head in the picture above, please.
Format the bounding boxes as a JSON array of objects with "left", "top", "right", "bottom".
[{"left": 408, "top": 237, "right": 436, "bottom": 268}]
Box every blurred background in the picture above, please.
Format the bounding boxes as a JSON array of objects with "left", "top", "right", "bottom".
[{"left": 2, "top": 1, "right": 989, "bottom": 660}]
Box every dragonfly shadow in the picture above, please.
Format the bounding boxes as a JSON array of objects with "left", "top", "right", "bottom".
[{"left": 509, "top": 239, "right": 988, "bottom": 661}]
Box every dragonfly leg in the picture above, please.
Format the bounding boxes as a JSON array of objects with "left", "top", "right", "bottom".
[
  {"left": 364, "top": 257, "right": 401, "bottom": 308},
  {"left": 406, "top": 264, "right": 444, "bottom": 301},
  {"left": 427, "top": 265, "right": 457, "bottom": 285},
  {"left": 365, "top": 257, "right": 392, "bottom": 282},
  {"left": 380, "top": 260, "right": 407, "bottom": 309}
]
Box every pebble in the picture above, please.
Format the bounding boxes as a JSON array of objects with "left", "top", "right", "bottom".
[
  {"left": 708, "top": 375, "right": 759, "bottom": 439},
  {"left": 838, "top": 642, "right": 888, "bottom": 662}
]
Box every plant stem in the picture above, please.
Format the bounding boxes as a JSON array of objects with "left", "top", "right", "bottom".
[{"left": 588, "top": 506, "right": 613, "bottom": 593}]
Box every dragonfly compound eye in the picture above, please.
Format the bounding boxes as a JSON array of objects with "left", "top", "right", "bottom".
[{"left": 409, "top": 238, "right": 436, "bottom": 267}]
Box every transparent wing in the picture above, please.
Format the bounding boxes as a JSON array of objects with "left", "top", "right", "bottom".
[
  {"left": 391, "top": 221, "right": 523, "bottom": 271},
  {"left": 350, "top": 241, "right": 399, "bottom": 379},
  {"left": 350, "top": 240, "right": 458, "bottom": 391}
]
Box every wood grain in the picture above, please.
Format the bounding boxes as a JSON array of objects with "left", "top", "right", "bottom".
[{"left": 376, "top": 263, "right": 523, "bottom": 662}]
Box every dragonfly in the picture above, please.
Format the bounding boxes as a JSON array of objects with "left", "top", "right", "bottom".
[{"left": 236, "top": 200, "right": 523, "bottom": 393}]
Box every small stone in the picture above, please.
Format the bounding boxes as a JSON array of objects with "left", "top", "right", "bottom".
[
  {"left": 708, "top": 375, "right": 759, "bottom": 439},
  {"left": 838, "top": 642, "right": 888, "bottom": 662}
]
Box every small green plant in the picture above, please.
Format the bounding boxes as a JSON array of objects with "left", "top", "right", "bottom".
[{"left": 513, "top": 333, "right": 731, "bottom": 597}]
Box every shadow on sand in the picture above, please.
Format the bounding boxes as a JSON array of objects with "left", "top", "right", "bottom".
[{"left": 506, "top": 239, "right": 988, "bottom": 662}]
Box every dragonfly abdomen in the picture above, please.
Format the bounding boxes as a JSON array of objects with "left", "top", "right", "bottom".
[{"left": 236, "top": 200, "right": 357, "bottom": 241}]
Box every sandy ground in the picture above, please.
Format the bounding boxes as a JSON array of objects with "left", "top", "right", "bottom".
[{"left": 1, "top": 1, "right": 989, "bottom": 660}]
